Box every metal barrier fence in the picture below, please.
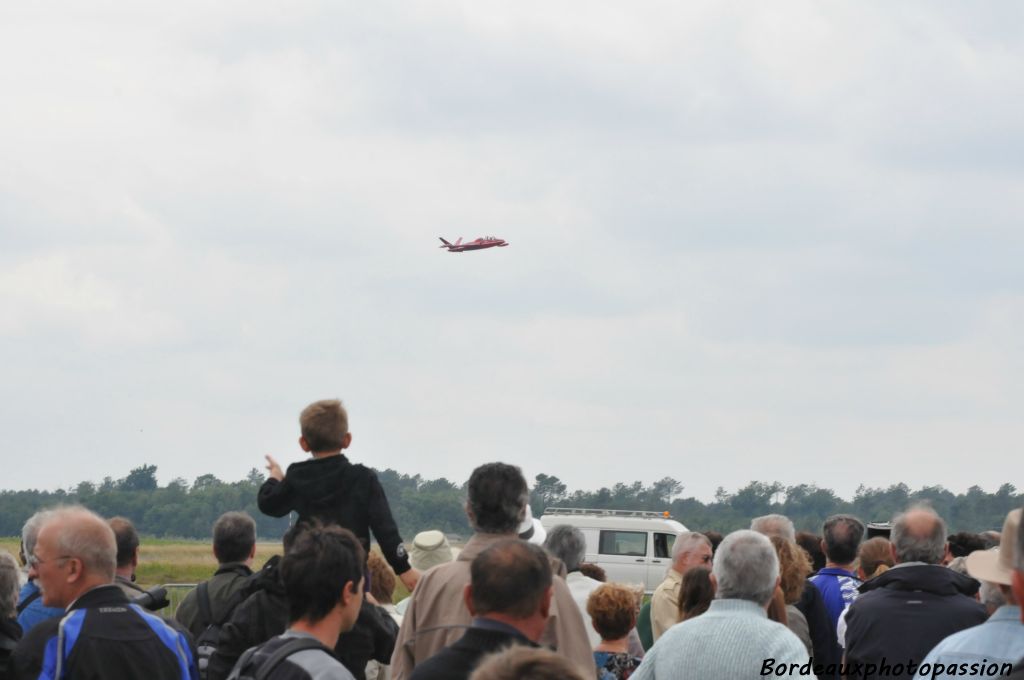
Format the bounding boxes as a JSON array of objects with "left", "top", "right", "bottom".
[{"left": 163, "top": 583, "right": 198, "bottom": 614}]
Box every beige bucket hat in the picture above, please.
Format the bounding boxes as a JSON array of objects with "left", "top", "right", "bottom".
[{"left": 409, "top": 530, "right": 454, "bottom": 571}]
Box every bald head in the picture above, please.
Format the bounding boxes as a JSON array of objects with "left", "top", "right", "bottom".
[{"left": 891, "top": 507, "right": 947, "bottom": 565}]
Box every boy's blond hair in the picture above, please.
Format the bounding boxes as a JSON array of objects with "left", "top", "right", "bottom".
[{"left": 300, "top": 399, "right": 348, "bottom": 453}]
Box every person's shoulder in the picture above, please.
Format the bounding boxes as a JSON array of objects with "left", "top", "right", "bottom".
[
  {"left": 18, "top": 612, "right": 60, "bottom": 645},
  {"left": 286, "top": 646, "right": 354, "bottom": 680},
  {"left": 409, "top": 645, "right": 465, "bottom": 680}
]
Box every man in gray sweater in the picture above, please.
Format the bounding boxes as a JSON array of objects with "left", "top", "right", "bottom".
[{"left": 632, "top": 530, "right": 809, "bottom": 680}]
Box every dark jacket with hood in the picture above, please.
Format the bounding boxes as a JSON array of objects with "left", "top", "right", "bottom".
[
  {"left": 257, "top": 455, "right": 411, "bottom": 575},
  {"left": 207, "top": 555, "right": 398, "bottom": 680},
  {"left": 843, "top": 564, "right": 987, "bottom": 678}
]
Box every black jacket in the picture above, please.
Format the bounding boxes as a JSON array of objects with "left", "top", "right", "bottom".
[
  {"left": 10, "top": 585, "right": 197, "bottom": 680},
  {"left": 207, "top": 556, "right": 397, "bottom": 680},
  {"left": 0, "top": 617, "right": 22, "bottom": 680},
  {"left": 793, "top": 579, "right": 837, "bottom": 679},
  {"left": 843, "top": 564, "right": 987, "bottom": 679},
  {"left": 176, "top": 563, "right": 254, "bottom": 639},
  {"left": 408, "top": 625, "right": 537, "bottom": 680},
  {"left": 257, "top": 455, "right": 411, "bottom": 575},
  {"left": 208, "top": 558, "right": 290, "bottom": 680}
]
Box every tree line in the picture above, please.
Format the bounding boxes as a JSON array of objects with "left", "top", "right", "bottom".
[{"left": 0, "top": 465, "right": 1018, "bottom": 541}]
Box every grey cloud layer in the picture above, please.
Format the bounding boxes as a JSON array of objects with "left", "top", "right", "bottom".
[{"left": 1, "top": 1, "right": 1022, "bottom": 500}]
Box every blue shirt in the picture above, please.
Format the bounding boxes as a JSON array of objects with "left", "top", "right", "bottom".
[
  {"left": 810, "top": 567, "right": 861, "bottom": 631},
  {"left": 917, "top": 605, "right": 1024, "bottom": 679},
  {"left": 16, "top": 580, "right": 64, "bottom": 634}
]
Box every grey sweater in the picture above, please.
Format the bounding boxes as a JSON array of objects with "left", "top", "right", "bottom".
[{"left": 632, "top": 599, "right": 810, "bottom": 680}]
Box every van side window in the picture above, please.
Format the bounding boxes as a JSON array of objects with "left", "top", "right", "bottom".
[
  {"left": 654, "top": 532, "right": 676, "bottom": 558},
  {"left": 599, "top": 530, "right": 648, "bottom": 557}
]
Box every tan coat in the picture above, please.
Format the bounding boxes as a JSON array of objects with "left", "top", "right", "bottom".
[
  {"left": 650, "top": 567, "right": 682, "bottom": 641},
  {"left": 389, "top": 532, "right": 593, "bottom": 680}
]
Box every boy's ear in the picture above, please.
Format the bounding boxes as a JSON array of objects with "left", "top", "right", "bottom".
[
  {"left": 341, "top": 579, "right": 358, "bottom": 606},
  {"left": 342, "top": 432, "right": 352, "bottom": 450},
  {"left": 298, "top": 436, "right": 311, "bottom": 452}
]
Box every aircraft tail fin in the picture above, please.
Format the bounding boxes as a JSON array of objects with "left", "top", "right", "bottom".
[
  {"left": 455, "top": 237, "right": 463, "bottom": 246},
  {"left": 439, "top": 237, "right": 453, "bottom": 246}
]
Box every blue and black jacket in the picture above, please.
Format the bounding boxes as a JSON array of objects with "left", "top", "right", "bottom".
[{"left": 11, "top": 584, "right": 198, "bottom": 680}]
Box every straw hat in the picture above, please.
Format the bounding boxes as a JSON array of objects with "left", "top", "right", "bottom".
[{"left": 965, "top": 509, "right": 1020, "bottom": 586}]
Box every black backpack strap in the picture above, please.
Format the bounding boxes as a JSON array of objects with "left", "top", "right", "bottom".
[
  {"left": 254, "top": 638, "right": 327, "bottom": 680},
  {"left": 197, "top": 581, "right": 213, "bottom": 628},
  {"left": 17, "top": 589, "right": 41, "bottom": 615}
]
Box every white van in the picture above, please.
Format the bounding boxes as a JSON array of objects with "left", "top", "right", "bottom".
[{"left": 539, "top": 507, "right": 688, "bottom": 593}]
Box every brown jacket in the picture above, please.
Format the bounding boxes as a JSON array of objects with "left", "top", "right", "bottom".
[{"left": 389, "top": 532, "right": 593, "bottom": 680}]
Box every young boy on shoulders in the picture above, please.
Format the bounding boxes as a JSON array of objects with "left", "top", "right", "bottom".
[{"left": 259, "top": 399, "right": 419, "bottom": 592}]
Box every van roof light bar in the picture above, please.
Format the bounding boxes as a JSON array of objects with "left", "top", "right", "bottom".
[{"left": 544, "top": 507, "right": 672, "bottom": 519}]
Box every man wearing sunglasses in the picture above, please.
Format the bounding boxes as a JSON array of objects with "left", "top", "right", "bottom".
[{"left": 10, "top": 505, "right": 198, "bottom": 680}]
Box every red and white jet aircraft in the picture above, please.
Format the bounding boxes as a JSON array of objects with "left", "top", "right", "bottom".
[{"left": 438, "top": 236, "right": 509, "bottom": 252}]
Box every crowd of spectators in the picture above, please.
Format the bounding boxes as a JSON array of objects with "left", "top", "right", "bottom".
[{"left": 1, "top": 398, "right": 1022, "bottom": 680}]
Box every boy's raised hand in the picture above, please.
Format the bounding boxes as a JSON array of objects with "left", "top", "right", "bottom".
[
  {"left": 265, "top": 454, "right": 285, "bottom": 481},
  {"left": 399, "top": 566, "right": 420, "bottom": 592}
]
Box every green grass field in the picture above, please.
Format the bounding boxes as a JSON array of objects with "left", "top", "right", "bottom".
[{"left": 0, "top": 537, "right": 411, "bottom": 610}]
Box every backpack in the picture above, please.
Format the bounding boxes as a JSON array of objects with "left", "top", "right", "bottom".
[
  {"left": 229, "top": 637, "right": 326, "bottom": 680},
  {"left": 195, "top": 580, "right": 249, "bottom": 680}
]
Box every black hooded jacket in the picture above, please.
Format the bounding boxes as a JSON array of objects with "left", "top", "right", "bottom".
[
  {"left": 206, "top": 555, "right": 398, "bottom": 680},
  {"left": 843, "top": 564, "right": 987, "bottom": 679},
  {"left": 257, "top": 455, "right": 411, "bottom": 575}
]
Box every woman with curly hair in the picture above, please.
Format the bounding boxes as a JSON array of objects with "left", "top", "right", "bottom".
[
  {"left": 587, "top": 583, "right": 644, "bottom": 680},
  {"left": 769, "top": 535, "right": 813, "bottom": 655}
]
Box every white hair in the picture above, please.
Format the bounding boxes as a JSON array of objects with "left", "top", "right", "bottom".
[
  {"left": 979, "top": 580, "right": 1007, "bottom": 611},
  {"left": 672, "top": 531, "right": 712, "bottom": 560},
  {"left": 0, "top": 551, "right": 19, "bottom": 618},
  {"left": 22, "top": 509, "right": 55, "bottom": 558},
  {"left": 750, "top": 514, "right": 795, "bottom": 542},
  {"left": 44, "top": 506, "right": 117, "bottom": 580},
  {"left": 713, "top": 530, "right": 779, "bottom": 606}
]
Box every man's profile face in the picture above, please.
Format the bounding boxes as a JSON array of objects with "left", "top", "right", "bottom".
[
  {"left": 679, "top": 543, "right": 714, "bottom": 573},
  {"left": 29, "top": 525, "right": 72, "bottom": 608}
]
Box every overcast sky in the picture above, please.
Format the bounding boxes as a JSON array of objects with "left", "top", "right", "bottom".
[{"left": 1, "top": 1, "right": 1021, "bottom": 504}]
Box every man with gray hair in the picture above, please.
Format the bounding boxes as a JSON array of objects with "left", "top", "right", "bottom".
[
  {"left": 632, "top": 530, "right": 808, "bottom": 679},
  {"left": 10, "top": 505, "right": 198, "bottom": 679},
  {"left": 843, "top": 507, "right": 986, "bottom": 679},
  {"left": 14, "top": 511, "right": 64, "bottom": 634},
  {"left": 175, "top": 511, "right": 258, "bottom": 639},
  {"left": 752, "top": 513, "right": 835, "bottom": 674},
  {"left": 390, "top": 463, "right": 592, "bottom": 680},
  {"left": 751, "top": 514, "right": 796, "bottom": 542},
  {"left": 650, "top": 532, "right": 712, "bottom": 641},
  {"left": 544, "top": 525, "right": 603, "bottom": 647}
]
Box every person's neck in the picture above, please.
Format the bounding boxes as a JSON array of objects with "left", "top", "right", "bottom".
[
  {"left": 290, "top": 613, "right": 343, "bottom": 650},
  {"left": 312, "top": 450, "right": 343, "bottom": 459},
  {"left": 595, "top": 637, "right": 630, "bottom": 654},
  {"left": 115, "top": 567, "right": 133, "bottom": 581},
  {"left": 479, "top": 612, "right": 544, "bottom": 642},
  {"left": 65, "top": 580, "right": 117, "bottom": 609},
  {"left": 825, "top": 561, "right": 855, "bottom": 572}
]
